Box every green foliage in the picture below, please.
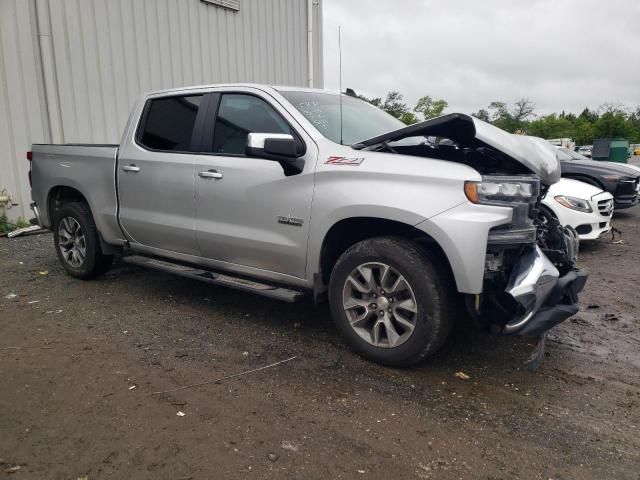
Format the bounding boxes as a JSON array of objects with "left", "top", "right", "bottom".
[
  {"left": 398, "top": 111, "right": 419, "bottom": 125},
  {"left": 528, "top": 114, "right": 574, "bottom": 139},
  {"left": 414, "top": 96, "right": 448, "bottom": 120},
  {"left": 357, "top": 91, "right": 447, "bottom": 125},
  {"left": 358, "top": 91, "right": 414, "bottom": 124},
  {"left": 0, "top": 213, "right": 30, "bottom": 234},
  {"left": 380, "top": 91, "right": 410, "bottom": 120},
  {"left": 593, "top": 111, "right": 630, "bottom": 139},
  {"left": 479, "top": 99, "right": 640, "bottom": 145},
  {"left": 356, "top": 89, "right": 640, "bottom": 144},
  {"left": 472, "top": 109, "right": 490, "bottom": 122},
  {"left": 0, "top": 213, "right": 8, "bottom": 234},
  {"left": 16, "top": 217, "right": 30, "bottom": 229}
]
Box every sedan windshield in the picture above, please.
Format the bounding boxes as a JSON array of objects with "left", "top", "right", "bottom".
[
  {"left": 280, "top": 90, "right": 408, "bottom": 145},
  {"left": 558, "top": 147, "right": 589, "bottom": 161}
]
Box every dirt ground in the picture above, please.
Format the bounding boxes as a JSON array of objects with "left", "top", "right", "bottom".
[{"left": 1, "top": 211, "right": 640, "bottom": 479}]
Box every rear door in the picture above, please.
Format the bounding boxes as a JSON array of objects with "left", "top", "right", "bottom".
[
  {"left": 118, "top": 93, "right": 209, "bottom": 255},
  {"left": 194, "top": 90, "right": 316, "bottom": 278}
]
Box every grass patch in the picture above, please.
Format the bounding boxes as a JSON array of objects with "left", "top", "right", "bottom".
[{"left": 0, "top": 213, "right": 31, "bottom": 234}]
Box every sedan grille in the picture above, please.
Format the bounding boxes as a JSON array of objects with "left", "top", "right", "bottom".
[{"left": 598, "top": 199, "right": 614, "bottom": 216}]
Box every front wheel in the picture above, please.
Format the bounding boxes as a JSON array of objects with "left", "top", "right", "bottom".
[
  {"left": 328, "top": 237, "right": 455, "bottom": 367},
  {"left": 53, "top": 202, "right": 113, "bottom": 279}
]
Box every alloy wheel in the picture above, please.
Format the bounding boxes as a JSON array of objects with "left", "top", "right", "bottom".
[
  {"left": 58, "top": 217, "right": 86, "bottom": 268},
  {"left": 342, "top": 262, "right": 418, "bottom": 348}
]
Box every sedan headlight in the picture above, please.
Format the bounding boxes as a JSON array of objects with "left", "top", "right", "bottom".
[
  {"left": 602, "top": 174, "right": 622, "bottom": 182},
  {"left": 554, "top": 195, "right": 592, "bottom": 212},
  {"left": 464, "top": 176, "right": 539, "bottom": 204}
]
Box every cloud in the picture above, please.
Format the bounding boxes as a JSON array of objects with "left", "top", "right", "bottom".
[{"left": 323, "top": 0, "right": 640, "bottom": 115}]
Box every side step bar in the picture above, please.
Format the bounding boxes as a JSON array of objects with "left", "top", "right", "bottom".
[{"left": 122, "top": 255, "right": 305, "bottom": 303}]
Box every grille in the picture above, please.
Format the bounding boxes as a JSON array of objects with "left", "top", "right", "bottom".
[{"left": 598, "top": 199, "right": 614, "bottom": 216}]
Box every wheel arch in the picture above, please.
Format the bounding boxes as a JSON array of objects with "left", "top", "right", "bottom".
[
  {"left": 46, "top": 185, "right": 120, "bottom": 254},
  {"left": 47, "top": 185, "right": 91, "bottom": 225},
  {"left": 316, "top": 217, "right": 455, "bottom": 293}
]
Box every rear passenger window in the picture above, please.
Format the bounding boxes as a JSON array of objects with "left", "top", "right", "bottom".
[
  {"left": 212, "top": 94, "right": 291, "bottom": 155},
  {"left": 139, "top": 95, "right": 203, "bottom": 151}
]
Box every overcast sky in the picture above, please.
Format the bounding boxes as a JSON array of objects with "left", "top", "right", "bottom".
[{"left": 322, "top": 0, "right": 640, "bottom": 117}]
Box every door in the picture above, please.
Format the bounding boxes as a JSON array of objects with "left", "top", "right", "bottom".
[
  {"left": 118, "top": 94, "right": 208, "bottom": 256},
  {"left": 194, "top": 92, "right": 316, "bottom": 278}
]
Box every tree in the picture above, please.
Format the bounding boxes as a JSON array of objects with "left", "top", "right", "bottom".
[
  {"left": 398, "top": 111, "right": 419, "bottom": 125},
  {"left": 488, "top": 101, "right": 509, "bottom": 121},
  {"left": 578, "top": 107, "right": 599, "bottom": 123},
  {"left": 629, "top": 107, "right": 640, "bottom": 143},
  {"left": 360, "top": 95, "right": 382, "bottom": 108},
  {"left": 487, "top": 101, "right": 521, "bottom": 132},
  {"left": 528, "top": 114, "right": 573, "bottom": 139},
  {"left": 414, "top": 95, "right": 448, "bottom": 120},
  {"left": 512, "top": 98, "right": 536, "bottom": 122},
  {"left": 594, "top": 111, "right": 630, "bottom": 139},
  {"left": 599, "top": 102, "right": 626, "bottom": 115},
  {"left": 572, "top": 118, "right": 595, "bottom": 146},
  {"left": 358, "top": 91, "right": 416, "bottom": 124},
  {"left": 356, "top": 90, "right": 640, "bottom": 143},
  {"left": 379, "top": 91, "right": 408, "bottom": 119},
  {"left": 471, "top": 109, "right": 490, "bottom": 122}
]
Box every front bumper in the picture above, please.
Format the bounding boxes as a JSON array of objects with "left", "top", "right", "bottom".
[
  {"left": 498, "top": 246, "right": 588, "bottom": 336},
  {"left": 573, "top": 192, "right": 613, "bottom": 240},
  {"left": 613, "top": 180, "right": 639, "bottom": 209}
]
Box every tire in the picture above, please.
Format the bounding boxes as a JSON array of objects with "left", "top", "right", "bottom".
[
  {"left": 53, "top": 202, "right": 113, "bottom": 279},
  {"left": 328, "top": 236, "right": 455, "bottom": 367}
]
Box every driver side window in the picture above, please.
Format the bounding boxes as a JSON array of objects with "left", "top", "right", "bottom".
[{"left": 212, "top": 94, "right": 292, "bottom": 155}]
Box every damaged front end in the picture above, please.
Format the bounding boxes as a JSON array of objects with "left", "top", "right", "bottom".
[
  {"left": 354, "top": 113, "right": 588, "bottom": 337},
  {"left": 470, "top": 179, "right": 588, "bottom": 336}
]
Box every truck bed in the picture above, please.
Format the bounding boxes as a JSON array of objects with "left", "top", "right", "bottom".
[{"left": 30, "top": 144, "right": 124, "bottom": 245}]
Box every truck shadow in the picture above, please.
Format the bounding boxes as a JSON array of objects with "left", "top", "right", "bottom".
[{"left": 108, "top": 259, "right": 545, "bottom": 377}]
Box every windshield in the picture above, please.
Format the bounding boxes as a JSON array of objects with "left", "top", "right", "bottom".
[
  {"left": 558, "top": 147, "right": 588, "bottom": 161},
  {"left": 280, "top": 90, "right": 409, "bottom": 145}
]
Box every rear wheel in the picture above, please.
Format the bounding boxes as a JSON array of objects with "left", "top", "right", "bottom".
[
  {"left": 53, "top": 202, "right": 113, "bottom": 279},
  {"left": 328, "top": 237, "right": 455, "bottom": 367}
]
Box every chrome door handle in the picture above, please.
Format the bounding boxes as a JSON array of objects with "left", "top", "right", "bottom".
[
  {"left": 199, "top": 170, "right": 223, "bottom": 180},
  {"left": 122, "top": 164, "right": 140, "bottom": 173}
]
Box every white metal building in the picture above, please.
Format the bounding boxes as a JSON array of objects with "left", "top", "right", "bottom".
[{"left": 0, "top": 0, "right": 323, "bottom": 221}]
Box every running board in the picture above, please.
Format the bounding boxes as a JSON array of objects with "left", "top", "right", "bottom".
[{"left": 122, "top": 255, "right": 305, "bottom": 303}]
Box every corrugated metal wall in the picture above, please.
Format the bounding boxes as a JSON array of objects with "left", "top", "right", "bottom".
[
  {"left": 0, "top": 0, "right": 50, "bottom": 223},
  {"left": 0, "top": 0, "right": 323, "bottom": 221}
]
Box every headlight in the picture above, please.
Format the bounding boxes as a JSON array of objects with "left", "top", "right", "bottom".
[
  {"left": 554, "top": 195, "right": 592, "bottom": 212},
  {"left": 464, "top": 176, "right": 539, "bottom": 204},
  {"left": 602, "top": 174, "right": 622, "bottom": 182}
]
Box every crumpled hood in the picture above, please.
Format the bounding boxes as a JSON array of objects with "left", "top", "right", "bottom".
[
  {"left": 472, "top": 118, "right": 561, "bottom": 185},
  {"left": 353, "top": 113, "right": 561, "bottom": 185}
]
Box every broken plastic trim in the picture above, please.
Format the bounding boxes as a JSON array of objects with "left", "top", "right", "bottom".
[{"left": 502, "top": 246, "right": 559, "bottom": 334}]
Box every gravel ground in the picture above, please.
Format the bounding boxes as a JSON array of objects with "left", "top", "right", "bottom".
[{"left": 1, "top": 209, "right": 639, "bottom": 479}]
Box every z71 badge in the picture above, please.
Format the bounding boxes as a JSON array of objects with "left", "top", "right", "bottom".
[{"left": 325, "top": 155, "right": 365, "bottom": 166}]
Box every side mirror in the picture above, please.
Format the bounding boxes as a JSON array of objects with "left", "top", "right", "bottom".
[{"left": 246, "top": 133, "right": 305, "bottom": 176}]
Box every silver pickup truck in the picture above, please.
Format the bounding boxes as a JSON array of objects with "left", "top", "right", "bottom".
[{"left": 30, "top": 84, "right": 587, "bottom": 367}]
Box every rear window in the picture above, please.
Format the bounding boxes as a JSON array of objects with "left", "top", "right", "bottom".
[{"left": 138, "top": 95, "right": 203, "bottom": 151}]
